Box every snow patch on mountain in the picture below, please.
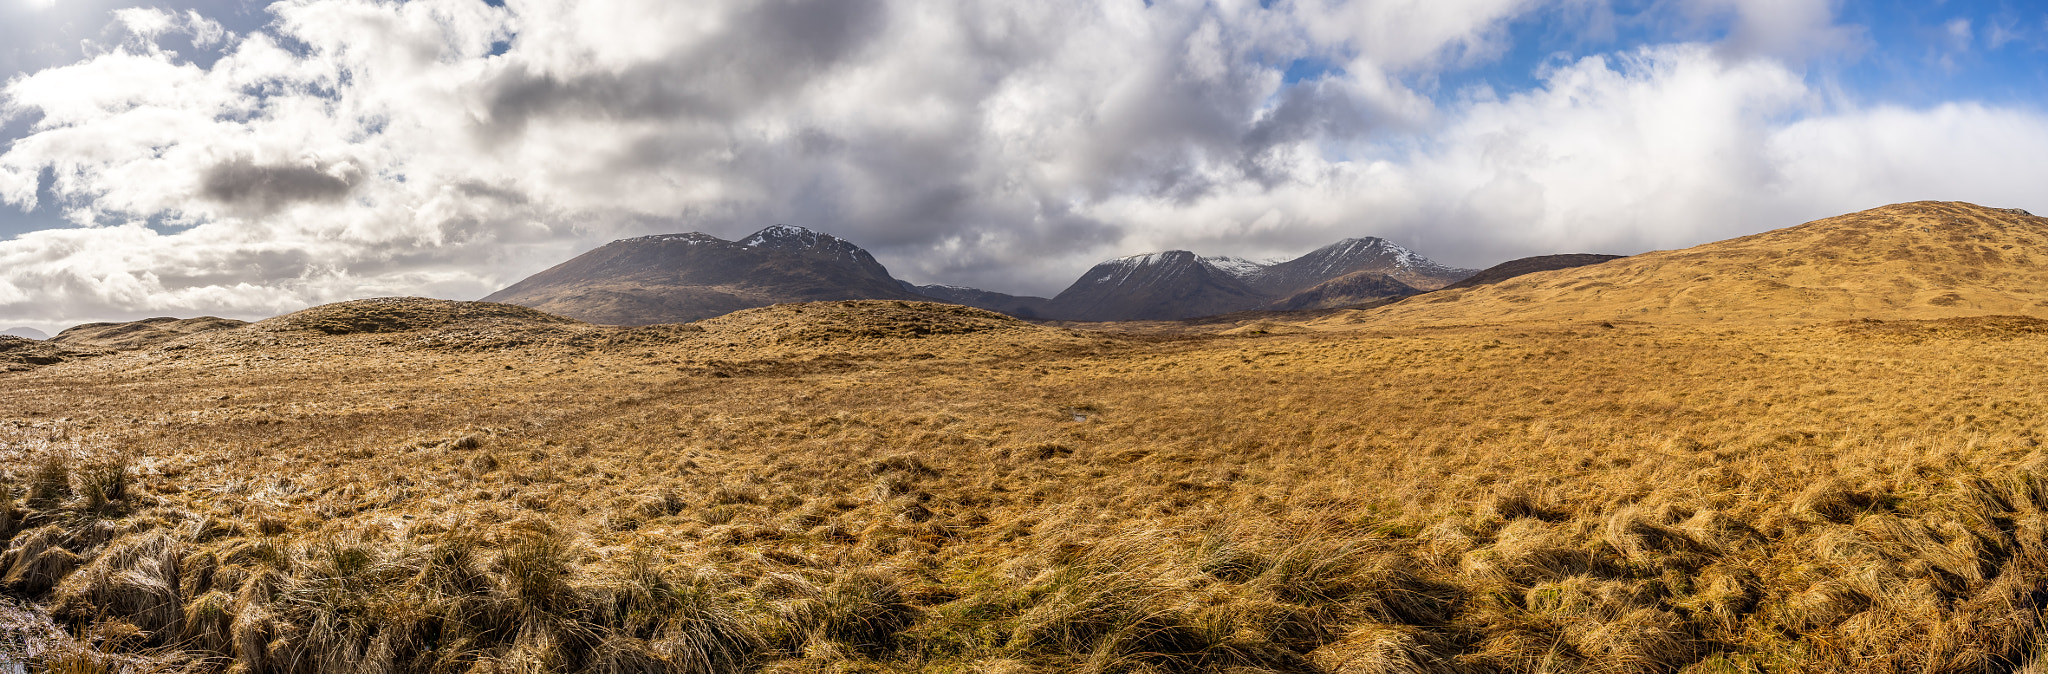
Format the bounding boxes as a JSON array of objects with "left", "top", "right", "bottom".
[
  {"left": 1199, "top": 256, "right": 1267, "bottom": 279},
  {"left": 740, "top": 224, "right": 833, "bottom": 248},
  {"left": 618, "top": 232, "right": 724, "bottom": 245}
]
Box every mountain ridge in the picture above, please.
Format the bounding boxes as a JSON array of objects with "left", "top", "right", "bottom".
[
  {"left": 481, "top": 225, "right": 927, "bottom": 325},
  {"left": 482, "top": 226, "right": 1474, "bottom": 324}
]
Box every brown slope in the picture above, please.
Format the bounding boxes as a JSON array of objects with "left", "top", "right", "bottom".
[
  {"left": 255, "top": 297, "right": 581, "bottom": 335},
  {"left": 1438, "top": 253, "right": 1625, "bottom": 291},
  {"left": 1269, "top": 271, "right": 1420, "bottom": 310},
  {"left": 51, "top": 316, "right": 249, "bottom": 350},
  {"left": 1354, "top": 201, "right": 2048, "bottom": 326},
  {"left": 0, "top": 336, "right": 104, "bottom": 372}
]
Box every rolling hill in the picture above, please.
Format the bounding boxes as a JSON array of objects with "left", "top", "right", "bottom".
[
  {"left": 1359, "top": 201, "right": 2048, "bottom": 325},
  {"left": 1267, "top": 271, "right": 1420, "bottom": 310},
  {"left": 1437, "top": 253, "right": 1625, "bottom": 291},
  {"left": 50, "top": 316, "right": 248, "bottom": 350}
]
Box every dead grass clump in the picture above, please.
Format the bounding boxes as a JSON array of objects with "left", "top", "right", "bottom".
[
  {"left": 785, "top": 568, "right": 919, "bottom": 657},
  {"left": 1308, "top": 624, "right": 1467, "bottom": 674},
  {"left": 72, "top": 455, "right": 130, "bottom": 515},
  {"left": 600, "top": 565, "right": 762, "bottom": 672},
  {"left": 1007, "top": 564, "right": 1155, "bottom": 657},
  {"left": 1022, "top": 443, "right": 1074, "bottom": 460},
  {"left": 499, "top": 530, "right": 587, "bottom": 620},
  {"left": 869, "top": 455, "right": 939, "bottom": 479},
  {"left": 1601, "top": 506, "right": 1712, "bottom": 567},
  {"left": 1675, "top": 564, "right": 1760, "bottom": 632},
  {"left": 181, "top": 590, "right": 234, "bottom": 654},
  {"left": 27, "top": 453, "right": 70, "bottom": 507},
  {"left": 1565, "top": 608, "right": 1694, "bottom": 673},
  {"left": 1785, "top": 580, "right": 1872, "bottom": 631},
  {"left": 1484, "top": 490, "right": 1564, "bottom": 522},
  {"left": 1460, "top": 520, "right": 1614, "bottom": 587},
  {"left": 1676, "top": 509, "right": 1760, "bottom": 554},
  {"left": 1195, "top": 531, "right": 1269, "bottom": 582},
  {"left": 0, "top": 494, "right": 16, "bottom": 544},
  {"left": 1254, "top": 542, "right": 1366, "bottom": 607},
  {"left": 1791, "top": 479, "right": 1877, "bottom": 524},
  {"left": 50, "top": 532, "right": 185, "bottom": 642},
  {"left": 2, "top": 526, "right": 84, "bottom": 596}
]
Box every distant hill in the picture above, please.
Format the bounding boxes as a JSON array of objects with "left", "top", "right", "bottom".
[
  {"left": 53, "top": 316, "right": 247, "bottom": 350},
  {"left": 1437, "top": 254, "right": 1624, "bottom": 291},
  {"left": 1, "top": 327, "right": 47, "bottom": 340},
  {"left": 257, "top": 297, "right": 579, "bottom": 335},
  {"left": 1269, "top": 271, "right": 1420, "bottom": 311},
  {"left": 1362, "top": 201, "right": 2048, "bottom": 325},
  {"left": 483, "top": 226, "right": 927, "bottom": 325},
  {"left": 901, "top": 283, "right": 1052, "bottom": 319},
  {"left": 0, "top": 336, "right": 101, "bottom": 371}
]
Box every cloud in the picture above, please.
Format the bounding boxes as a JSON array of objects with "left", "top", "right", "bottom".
[
  {"left": 199, "top": 156, "right": 363, "bottom": 215},
  {"left": 0, "top": 0, "right": 2043, "bottom": 333},
  {"left": 1692, "top": 0, "right": 1862, "bottom": 62}
]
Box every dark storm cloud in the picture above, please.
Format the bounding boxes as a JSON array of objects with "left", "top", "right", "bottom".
[
  {"left": 454, "top": 181, "right": 529, "bottom": 205},
  {"left": 200, "top": 156, "right": 361, "bottom": 214},
  {"left": 477, "top": 0, "right": 886, "bottom": 140}
]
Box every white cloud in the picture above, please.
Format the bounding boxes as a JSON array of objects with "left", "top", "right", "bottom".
[
  {"left": 1946, "top": 17, "right": 1974, "bottom": 51},
  {"left": 1684, "top": 0, "right": 1862, "bottom": 62},
  {"left": 0, "top": 0, "right": 2044, "bottom": 332}
]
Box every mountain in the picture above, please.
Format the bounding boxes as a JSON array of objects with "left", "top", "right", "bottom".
[
  {"left": 488, "top": 224, "right": 1472, "bottom": 324},
  {"left": 1269, "top": 271, "right": 1420, "bottom": 311},
  {"left": 1040, "top": 251, "right": 1272, "bottom": 321},
  {"left": 483, "top": 226, "right": 927, "bottom": 325},
  {"left": 1362, "top": 201, "right": 2048, "bottom": 326},
  {"left": 1244, "top": 237, "right": 1475, "bottom": 294},
  {"left": 1032, "top": 239, "right": 1473, "bottom": 321},
  {"left": 52, "top": 316, "right": 248, "bottom": 350},
  {"left": 1, "top": 327, "right": 47, "bottom": 340},
  {"left": 1438, "top": 254, "right": 1625, "bottom": 291}
]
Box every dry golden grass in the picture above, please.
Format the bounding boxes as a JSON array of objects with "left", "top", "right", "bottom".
[
  {"left": 6, "top": 297, "right": 2048, "bottom": 672},
  {"left": 1355, "top": 201, "right": 2048, "bottom": 326}
]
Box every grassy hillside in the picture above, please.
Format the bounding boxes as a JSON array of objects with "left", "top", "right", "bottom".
[
  {"left": 5, "top": 297, "right": 2048, "bottom": 672},
  {"left": 1357, "top": 201, "right": 2048, "bottom": 326}
]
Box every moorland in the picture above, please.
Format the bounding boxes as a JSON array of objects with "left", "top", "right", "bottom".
[{"left": 4, "top": 201, "right": 2048, "bottom": 673}]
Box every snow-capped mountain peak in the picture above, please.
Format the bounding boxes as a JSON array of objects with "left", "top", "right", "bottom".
[{"left": 740, "top": 224, "right": 838, "bottom": 249}]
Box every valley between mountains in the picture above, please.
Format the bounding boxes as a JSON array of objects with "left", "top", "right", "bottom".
[{"left": 8, "top": 201, "right": 2048, "bottom": 673}]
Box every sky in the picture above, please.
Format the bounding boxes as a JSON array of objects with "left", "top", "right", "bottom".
[{"left": 2, "top": 0, "right": 2046, "bottom": 332}]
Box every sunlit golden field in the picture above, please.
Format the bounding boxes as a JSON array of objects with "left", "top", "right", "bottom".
[{"left": 7, "top": 297, "right": 2048, "bottom": 673}]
